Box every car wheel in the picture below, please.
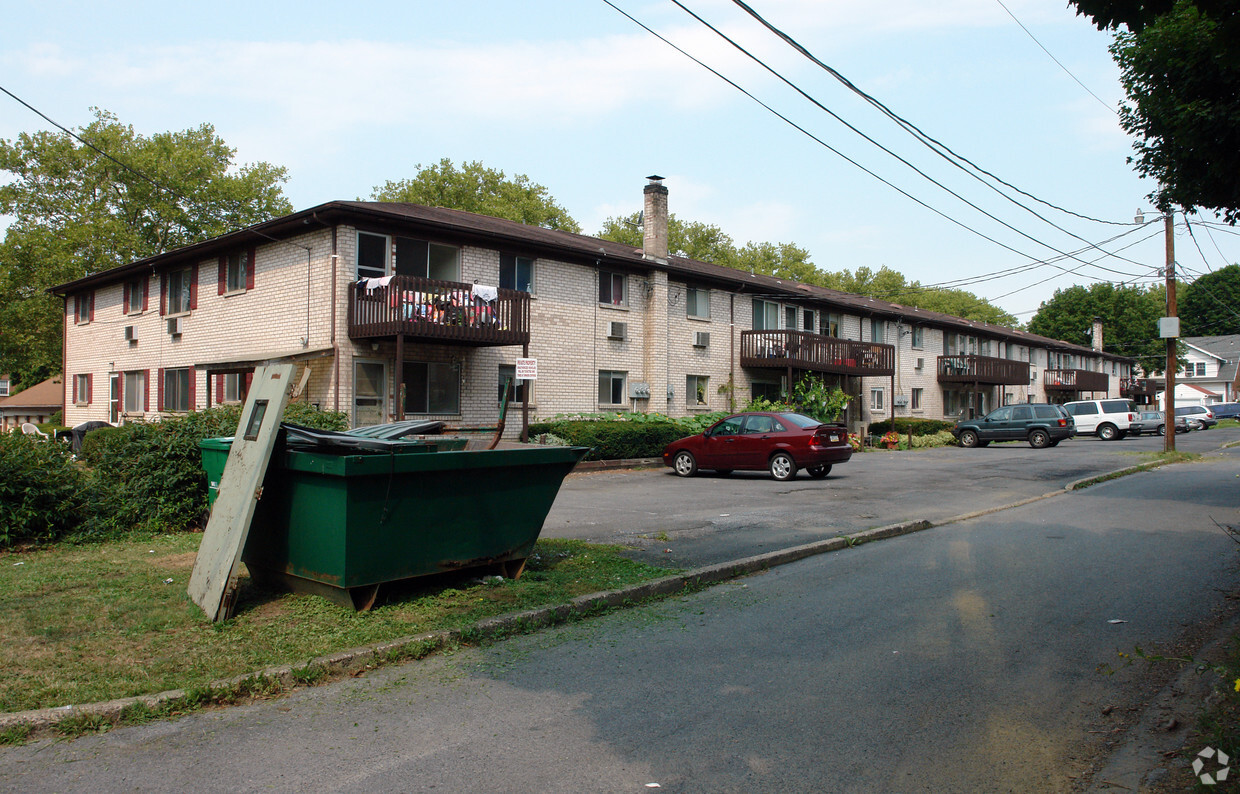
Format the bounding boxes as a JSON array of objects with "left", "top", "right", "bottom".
[
  {"left": 958, "top": 430, "right": 980, "bottom": 448},
  {"left": 1097, "top": 423, "right": 1118, "bottom": 440},
  {"left": 1028, "top": 429, "right": 1050, "bottom": 449},
  {"left": 672, "top": 450, "right": 697, "bottom": 477},
  {"left": 715, "top": 469, "right": 733, "bottom": 476},
  {"left": 806, "top": 464, "right": 831, "bottom": 479},
  {"left": 1188, "top": 419, "right": 1203, "bottom": 431},
  {"left": 1158, "top": 424, "right": 1166, "bottom": 436},
  {"left": 769, "top": 452, "right": 797, "bottom": 481}
]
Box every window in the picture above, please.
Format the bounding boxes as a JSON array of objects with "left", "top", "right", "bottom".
[
  {"left": 123, "top": 371, "right": 146, "bottom": 414},
  {"left": 820, "top": 313, "right": 840, "bottom": 337},
  {"left": 752, "top": 299, "right": 780, "bottom": 330},
  {"left": 223, "top": 250, "right": 251, "bottom": 293},
  {"left": 785, "top": 306, "right": 798, "bottom": 330},
  {"left": 357, "top": 232, "right": 388, "bottom": 279},
  {"left": 686, "top": 287, "right": 710, "bottom": 319},
  {"left": 870, "top": 388, "right": 884, "bottom": 411},
  {"left": 223, "top": 373, "right": 245, "bottom": 403},
  {"left": 498, "top": 364, "right": 527, "bottom": 403},
  {"left": 123, "top": 277, "right": 146, "bottom": 314},
  {"left": 403, "top": 362, "right": 459, "bottom": 414},
  {"left": 74, "top": 374, "right": 91, "bottom": 405},
  {"left": 74, "top": 292, "right": 93, "bottom": 324},
  {"left": 743, "top": 414, "right": 783, "bottom": 434},
  {"left": 988, "top": 406, "right": 1013, "bottom": 421},
  {"left": 0, "top": 376, "right": 8, "bottom": 397},
  {"left": 166, "top": 267, "right": 193, "bottom": 315},
  {"left": 871, "top": 318, "right": 885, "bottom": 343},
  {"left": 802, "top": 309, "right": 815, "bottom": 331},
  {"left": 711, "top": 416, "right": 744, "bottom": 436},
  {"left": 911, "top": 387, "right": 922, "bottom": 410},
  {"left": 944, "top": 390, "right": 964, "bottom": 416},
  {"left": 1005, "top": 392, "right": 1015, "bottom": 405},
  {"left": 162, "top": 368, "right": 191, "bottom": 412},
  {"left": 686, "top": 375, "right": 709, "bottom": 407},
  {"left": 599, "top": 271, "right": 626, "bottom": 306},
  {"left": 1196, "top": 362, "right": 1207, "bottom": 376},
  {"left": 1012, "top": 405, "right": 1032, "bottom": 421},
  {"left": 750, "top": 381, "right": 782, "bottom": 401},
  {"left": 598, "top": 370, "right": 627, "bottom": 405},
  {"left": 500, "top": 254, "right": 534, "bottom": 293},
  {"left": 910, "top": 326, "right": 924, "bottom": 349},
  {"left": 978, "top": 339, "right": 991, "bottom": 356}
]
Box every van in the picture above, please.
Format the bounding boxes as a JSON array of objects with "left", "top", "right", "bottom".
[{"left": 1062, "top": 399, "right": 1138, "bottom": 440}]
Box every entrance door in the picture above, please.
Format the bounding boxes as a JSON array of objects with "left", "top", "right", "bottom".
[
  {"left": 109, "top": 374, "right": 121, "bottom": 424},
  {"left": 353, "top": 360, "right": 387, "bottom": 427}
]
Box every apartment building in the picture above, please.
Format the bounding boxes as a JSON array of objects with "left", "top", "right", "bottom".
[{"left": 53, "top": 178, "right": 1134, "bottom": 436}]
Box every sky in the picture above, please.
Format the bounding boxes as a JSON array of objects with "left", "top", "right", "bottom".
[{"left": 3, "top": 0, "right": 1238, "bottom": 323}]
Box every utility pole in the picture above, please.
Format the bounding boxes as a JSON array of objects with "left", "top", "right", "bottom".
[{"left": 1163, "top": 212, "right": 1177, "bottom": 453}]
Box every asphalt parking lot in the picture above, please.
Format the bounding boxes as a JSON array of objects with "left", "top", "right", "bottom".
[{"left": 541, "top": 426, "right": 1240, "bottom": 568}]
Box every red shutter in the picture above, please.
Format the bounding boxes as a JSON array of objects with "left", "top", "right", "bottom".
[
  {"left": 246, "top": 248, "right": 256, "bottom": 290},
  {"left": 123, "top": 283, "right": 131, "bottom": 315},
  {"left": 143, "top": 370, "right": 151, "bottom": 412},
  {"left": 160, "top": 274, "right": 167, "bottom": 316},
  {"left": 218, "top": 256, "right": 227, "bottom": 296},
  {"left": 188, "top": 367, "right": 197, "bottom": 410},
  {"left": 86, "top": 374, "right": 93, "bottom": 404},
  {"left": 189, "top": 264, "right": 199, "bottom": 310},
  {"left": 244, "top": 371, "right": 253, "bottom": 400},
  {"left": 215, "top": 374, "right": 224, "bottom": 404},
  {"left": 88, "top": 292, "right": 95, "bottom": 322},
  {"left": 157, "top": 368, "right": 165, "bottom": 411},
  {"left": 142, "top": 277, "right": 150, "bottom": 312}
]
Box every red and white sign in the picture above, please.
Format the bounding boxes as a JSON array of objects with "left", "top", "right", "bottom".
[{"left": 515, "top": 358, "right": 538, "bottom": 380}]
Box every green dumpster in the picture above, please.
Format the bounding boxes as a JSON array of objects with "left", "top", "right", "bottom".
[{"left": 199, "top": 438, "right": 588, "bottom": 610}]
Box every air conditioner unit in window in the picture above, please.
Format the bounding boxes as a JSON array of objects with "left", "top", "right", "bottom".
[
  {"left": 607, "top": 321, "right": 627, "bottom": 340},
  {"left": 167, "top": 317, "right": 184, "bottom": 336},
  {"left": 693, "top": 331, "right": 710, "bottom": 348},
  {"left": 123, "top": 326, "right": 135, "bottom": 341}
]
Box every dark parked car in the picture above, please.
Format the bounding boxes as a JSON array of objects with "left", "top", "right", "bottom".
[
  {"left": 1207, "top": 402, "right": 1240, "bottom": 420},
  {"left": 952, "top": 403, "right": 1075, "bottom": 448},
  {"left": 1132, "top": 410, "right": 1188, "bottom": 436},
  {"left": 1175, "top": 405, "right": 1217, "bottom": 430},
  {"left": 662, "top": 411, "right": 852, "bottom": 481}
]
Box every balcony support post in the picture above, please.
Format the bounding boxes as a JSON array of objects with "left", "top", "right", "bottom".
[{"left": 395, "top": 332, "right": 404, "bottom": 422}]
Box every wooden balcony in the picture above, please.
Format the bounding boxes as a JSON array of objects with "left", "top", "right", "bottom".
[
  {"left": 1120, "top": 377, "right": 1156, "bottom": 399},
  {"left": 1044, "top": 368, "right": 1109, "bottom": 392},
  {"left": 740, "top": 330, "right": 894, "bottom": 376},
  {"left": 937, "top": 355, "right": 1030, "bottom": 385},
  {"left": 348, "top": 275, "right": 530, "bottom": 347}
]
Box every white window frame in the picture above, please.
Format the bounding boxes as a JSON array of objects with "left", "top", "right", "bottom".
[
  {"left": 74, "top": 293, "right": 92, "bottom": 325},
  {"left": 123, "top": 371, "right": 145, "bottom": 414},
  {"left": 163, "top": 367, "right": 191, "bottom": 413},
  {"left": 599, "top": 271, "right": 627, "bottom": 307},
  {"left": 686, "top": 374, "right": 709, "bottom": 407},
  {"left": 686, "top": 287, "right": 710, "bottom": 319},
  {"left": 74, "top": 374, "right": 89, "bottom": 405},
  {"left": 821, "top": 313, "right": 840, "bottom": 338},
  {"left": 223, "top": 373, "right": 243, "bottom": 403},
  {"left": 501, "top": 256, "right": 535, "bottom": 293},
  {"left": 125, "top": 277, "right": 145, "bottom": 313},
  {"left": 598, "top": 370, "right": 627, "bottom": 405},
  {"left": 752, "top": 299, "right": 780, "bottom": 331},
  {"left": 225, "top": 251, "right": 247, "bottom": 293},
  {"left": 167, "top": 267, "right": 193, "bottom": 315},
  {"left": 870, "top": 387, "right": 884, "bottom": 412},
  {"left": 910, "top": 387, "right": 922, "bottom": 411},
  {"left": 910, "top": 326, "right": 924, "bottom": 349},
  {"left": 871, "top": 318, "right": 885, "bottom": 343},
  {"left": 498, "top": 364, "right": 529, "bottom": 404}
]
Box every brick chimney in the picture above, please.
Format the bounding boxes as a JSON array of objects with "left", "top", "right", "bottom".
[
  {"left": 643, "top": 175, "right": 668, "bottom": 262},
  {"left": 1091, "top": 317, "right": 1104, "bottom": 352}
]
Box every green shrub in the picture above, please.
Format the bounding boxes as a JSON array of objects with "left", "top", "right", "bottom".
[
  {"left": 0, "top": 432, "right": 92, "bottom": 547},
  {"left": 528, "top": 420, "right": 690, "bottom": 460},
  {"left": 868, "top": 418, "right": 955, "bottom": 437},
  {"left": 79, "top": 425, "right": 124, "bottom": 465},
  {"left": 911, "top": 431, "right": 957, "bottom": 448}
]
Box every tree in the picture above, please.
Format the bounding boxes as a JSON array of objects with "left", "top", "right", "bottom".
[
  {"left": 371, "top": 159, "right": 580, "bottom": 233},
  {"left": 0, "top": 109, "right": 292, "bottom": 387},
  {"left": 1179, "top": 263, "right": 1240, "bottom": 335},
  {"left": 821, "top": 266, "right": 1021, "bottom": 327},
  {"left": 597, "top": 212, "right": 737, "bottom": 265},
  {"left": 1026, "top": 282, "right": 1167, "bottom": 373},
  {"left": 1070, "top": 0, "right": 1240, "bottom": 222}
]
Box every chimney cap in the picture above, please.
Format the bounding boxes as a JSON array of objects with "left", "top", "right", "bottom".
[{"left": 646, "top": 174, "right": 664, "bottom": 182}]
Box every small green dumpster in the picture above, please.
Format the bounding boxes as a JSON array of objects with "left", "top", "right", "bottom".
[{"left": 199, "top": 436, "right": 587, "bottom": 610}]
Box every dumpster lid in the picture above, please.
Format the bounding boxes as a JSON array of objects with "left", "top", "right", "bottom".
[
  {"left": 281, "top": 423, "right": 428, "bottom": 453},
  {"left": 345, "top": 419, "right": 446, "bottom": 440}
]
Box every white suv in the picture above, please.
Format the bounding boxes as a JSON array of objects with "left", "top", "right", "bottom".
[{"left": 1063, "top": 399, "right": 1138, "bottom": 440}]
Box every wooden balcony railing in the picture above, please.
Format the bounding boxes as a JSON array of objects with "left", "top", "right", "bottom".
[
  {"left": 1120, "top": 377, "right": 1156, "bottom": 398},
  {"left": 740, "top": 330, "right": 894, "bottom": 376},
  {"left": 1044, "top": 368, "right": 1109, "bottom": 392},
  {"left": 348, "top": 275, "right": 530, "bottom": 347},
  {"left": 937, "top": 355, "right": 1030, "bottom": 385}
]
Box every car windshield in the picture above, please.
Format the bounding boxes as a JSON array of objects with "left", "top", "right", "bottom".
[{"left": 777, "top": 413, "right": 820, "bottom": 428}]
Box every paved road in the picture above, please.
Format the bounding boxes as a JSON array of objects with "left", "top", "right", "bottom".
[
  {"left": 1, "top": 435, "right": 1236, "bottom": 792},
  {"left": 544, "top": 427, "right": 1239, "bottom": 568}
]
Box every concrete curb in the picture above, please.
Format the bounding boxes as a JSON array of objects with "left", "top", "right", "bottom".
[{"left": 0, "top": 458, "right": 1179, "bottom": 738}]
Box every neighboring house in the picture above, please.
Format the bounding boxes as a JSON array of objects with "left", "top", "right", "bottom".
[
  {"left": 0, "top": 377, "right": 63, "bottom": 431},
  {"left": 51, "top": 178, "right": 1135, "bottom": 436},
  {"left": 1177, "top": 336, "right": 1239, "bottom": 404}
]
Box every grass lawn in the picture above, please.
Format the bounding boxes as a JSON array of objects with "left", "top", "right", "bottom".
[{"left": 0, "top": 534, "right": 673, "bottom": 715}]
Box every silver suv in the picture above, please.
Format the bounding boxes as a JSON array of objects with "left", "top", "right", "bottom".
[{"left": 1063, "top": 399, "right": 1138, "bottom": 440}]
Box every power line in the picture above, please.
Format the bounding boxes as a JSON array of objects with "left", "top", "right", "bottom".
[{"left": 995, "top": 0, "right": 1118, "bottom": 116}]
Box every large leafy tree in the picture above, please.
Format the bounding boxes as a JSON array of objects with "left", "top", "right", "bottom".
[
  {"left": 1027, "top": 282, "right": 1167, "bottom": 373},
  {"left": 1070, "top": 0, "right": 1240, "bottom": 222},
  {"left": 1179, "top": 263, "right": 1240, "bottom": 335},
  {"left": 371, "top": 159, "right": 580, "bottom": 233},
  {"left": 0, "top": 109, "right": 292, "bottom": 387}
]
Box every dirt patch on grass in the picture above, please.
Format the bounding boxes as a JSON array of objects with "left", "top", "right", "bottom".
[{"left": 151, "top": 552, "right": 197, "bottom": 569}]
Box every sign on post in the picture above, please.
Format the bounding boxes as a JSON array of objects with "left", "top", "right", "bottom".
[{"left": 515, "top": 358, "right": 538, "bottom": 380}]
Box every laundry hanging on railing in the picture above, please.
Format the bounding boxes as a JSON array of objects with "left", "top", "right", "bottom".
[
  {"left": 358, "top": 275, "right": 394, "bottom": 292},
  {"left": 471, "top": 283, "right": 498, "bottom": 302}
]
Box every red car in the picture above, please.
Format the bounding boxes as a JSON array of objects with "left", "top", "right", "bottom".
[{"left": 662, "top": 412, "right": 852, "bottom": 481}]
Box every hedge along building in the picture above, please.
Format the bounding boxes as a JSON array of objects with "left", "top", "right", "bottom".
[{"left": 51, "top": 177, "right": 1135, "bottom": 436}]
